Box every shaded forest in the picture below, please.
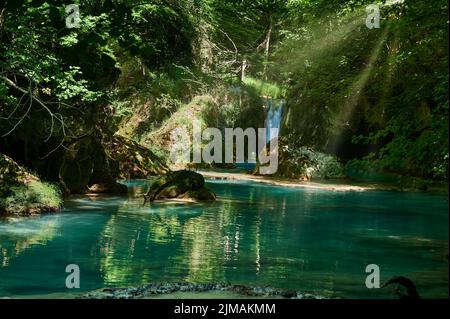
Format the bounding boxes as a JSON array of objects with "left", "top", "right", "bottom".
[{"left": 0, "top": 0, "right": 448, "bottom": 214}]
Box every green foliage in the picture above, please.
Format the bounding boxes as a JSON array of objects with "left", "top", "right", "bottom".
[
  {"left": 56, "top": 66, "right": 102, "bottom": 101},
  {"left": 277, "top": 135, "right": 344, "bottom": 179},
  {"left": 275, "top": 0, "right": 449, "bottom": 180},
  {"left": 0, "top": 0, "right": 204, "bottom": 185},
  {"left": 1, "top": 153, "right": 62, "bottom": 215},
  {"left": 242, "top": 77, "right": 286, "bottom": 98},
  {"left": 115, "top": 1, "right": 195, "bottom": 68},
  {"left": 0, "top": 181, "right": 62, "bottom": 216},
  {"left": 1, "top": 154, "right": 23, "bottom": 198}
]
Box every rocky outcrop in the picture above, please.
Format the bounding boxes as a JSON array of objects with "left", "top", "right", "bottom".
[
  {"left": 87, "top": 182, "right": 128, "bottom": 194},
  {"left": 144, "top": 170, "right": 216, "bottom": 202},
  {"left": 58, "top": 137, "right": 95, "bottom": 194},
  {"left": 263, "top": 136, "right": 343, "bottom": 180}
]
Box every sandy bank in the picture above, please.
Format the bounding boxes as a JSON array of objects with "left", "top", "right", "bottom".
[{"left": 198, "top": 170, "right": 377, "bottom": 192}]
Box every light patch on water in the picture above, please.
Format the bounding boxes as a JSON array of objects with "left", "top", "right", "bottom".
[
  {"left": 0, "top": 216, "right": 60, "bottom": 237},
  {"left": 0, "top": 216, "right": 60, "bottom": 267}
]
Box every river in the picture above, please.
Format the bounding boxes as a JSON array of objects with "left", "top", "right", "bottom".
[{"left": 0, "top": 179, "right": 448, "bottom": 298}]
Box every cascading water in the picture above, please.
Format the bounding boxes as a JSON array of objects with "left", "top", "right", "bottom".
[
  {"left": 235, "top": 98, "right": 285, "bottom": 172},
  {"left": 264, "top": 98, "right": 285, "bottom": 143}
]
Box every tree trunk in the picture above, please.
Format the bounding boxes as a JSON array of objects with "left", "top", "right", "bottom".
[
  {"left": 241, "top": 58, "right": 247, "bottom": 81},
  {"left": 263, "top": 16, "right": 273, "bottom": 80}
]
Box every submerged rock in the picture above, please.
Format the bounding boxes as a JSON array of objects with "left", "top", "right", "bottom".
[
  {"left": 382, "top": 276, "right": 421, "bottom": 300},
  {"left": 144, "top": 170, "right": 216, "bottom": 202},
  {"left": 80, "top": 282, "right": 332, "bottom": 299},
  {"left": 88, "top": 182, "right": 128, "bottom": 194}
]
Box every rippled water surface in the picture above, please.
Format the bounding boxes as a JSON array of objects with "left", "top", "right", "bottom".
[{"left": 0, "top": 179, "right": 448, "bottom": 298}]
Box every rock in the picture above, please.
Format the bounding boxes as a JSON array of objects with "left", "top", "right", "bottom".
[
  {"left": 280, "top": 289, "right": 297, "bottom": 298},
  {"left": 59, "top": 137, "right": 95, "bottom": 194},
  {"left": 382, "top": 276, "right": 421, "bottom": 300},
  {"left": 144, "top": 170, "right": 216, "bottom": 202},
  {"left": 0, "top": 153, "right": 39, "bottom": 192},
  {"left": 88, "top": 182, "right": 128, "bottom": 194},
  {"left": 182, "top": 188, "right": 216, "bottom": 201},
  {"left": 80, "top": 282, "right": 333, "bottom": 299},
  {"left": 1, "top": 153, "right": 62, "bottom": 216}
]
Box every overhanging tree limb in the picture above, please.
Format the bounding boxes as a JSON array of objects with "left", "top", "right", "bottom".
[{"left": 1, "top": 74, "right": 66, "bottom": 143}]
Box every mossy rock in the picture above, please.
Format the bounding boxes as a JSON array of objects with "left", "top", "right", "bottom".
[
  {"left": 144, "top": 170, "right": 216, "bottom": 202},
  {"left": 1, "top": 153, "right": 38, "bottom": 192},
  {"left": 1, "top": 154, "right": 62, "bottom": 216},
  {"left": 182, "top": 187, "right": 216, "bottom": 201}
]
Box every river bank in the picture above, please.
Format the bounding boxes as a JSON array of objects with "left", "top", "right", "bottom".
[{"left": 196, "top": 169, "right": 448, "bottom": 194}]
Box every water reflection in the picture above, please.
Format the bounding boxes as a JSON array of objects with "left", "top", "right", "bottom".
[{"left": 0, "top": 217, "right": 60, "bottom": 267}]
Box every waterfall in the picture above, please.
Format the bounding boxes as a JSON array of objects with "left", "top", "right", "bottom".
[
  {"left": 234, "top": 98, "right": 285, "bottom": 172},
  {"left": 264, "top": 98, "right": 285, "bottom": 143}
]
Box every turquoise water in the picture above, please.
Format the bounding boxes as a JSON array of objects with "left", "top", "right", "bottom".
[{"left": 0, "top": 179, "right": 448, "bottom": 298}]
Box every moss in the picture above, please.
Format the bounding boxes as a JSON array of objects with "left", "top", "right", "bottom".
[
  {"left": 183, "top": 187, "right": 216, "bottom": 201},
  {"left": 242, "top": 77, "right": 287, "bottom": 99},
  {"left": 0, "top": 180, "right": 62, "bottom": 216},
  {"left": 144, "top": 170, "right": 216, "bottom": 202},
  {"left": 145, "top": 94, "right": 225, "bottom": 152},
  {"left": 0, "top": 153, "right": 37, "bottom": 191},
  {"left": 106, "top": 135, "right": 169, "bottom": 178}
]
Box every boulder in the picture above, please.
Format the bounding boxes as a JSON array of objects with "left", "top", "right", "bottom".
[
  {"left": 144, "top": 170, "right": 216, "bottom": 202},
  {"left": 1, "top": 153, "right": 37, "bottom": 192}
]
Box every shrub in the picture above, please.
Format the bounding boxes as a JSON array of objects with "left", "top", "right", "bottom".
[
  {"left": 276, "top": 136, "right": 344, "bottom": 180},
  {"left": 0, "top": 181, "right": 62, "bottom": 216},
  {"left": 242, "top": 77, "right": 287, "bottom": 99}
]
